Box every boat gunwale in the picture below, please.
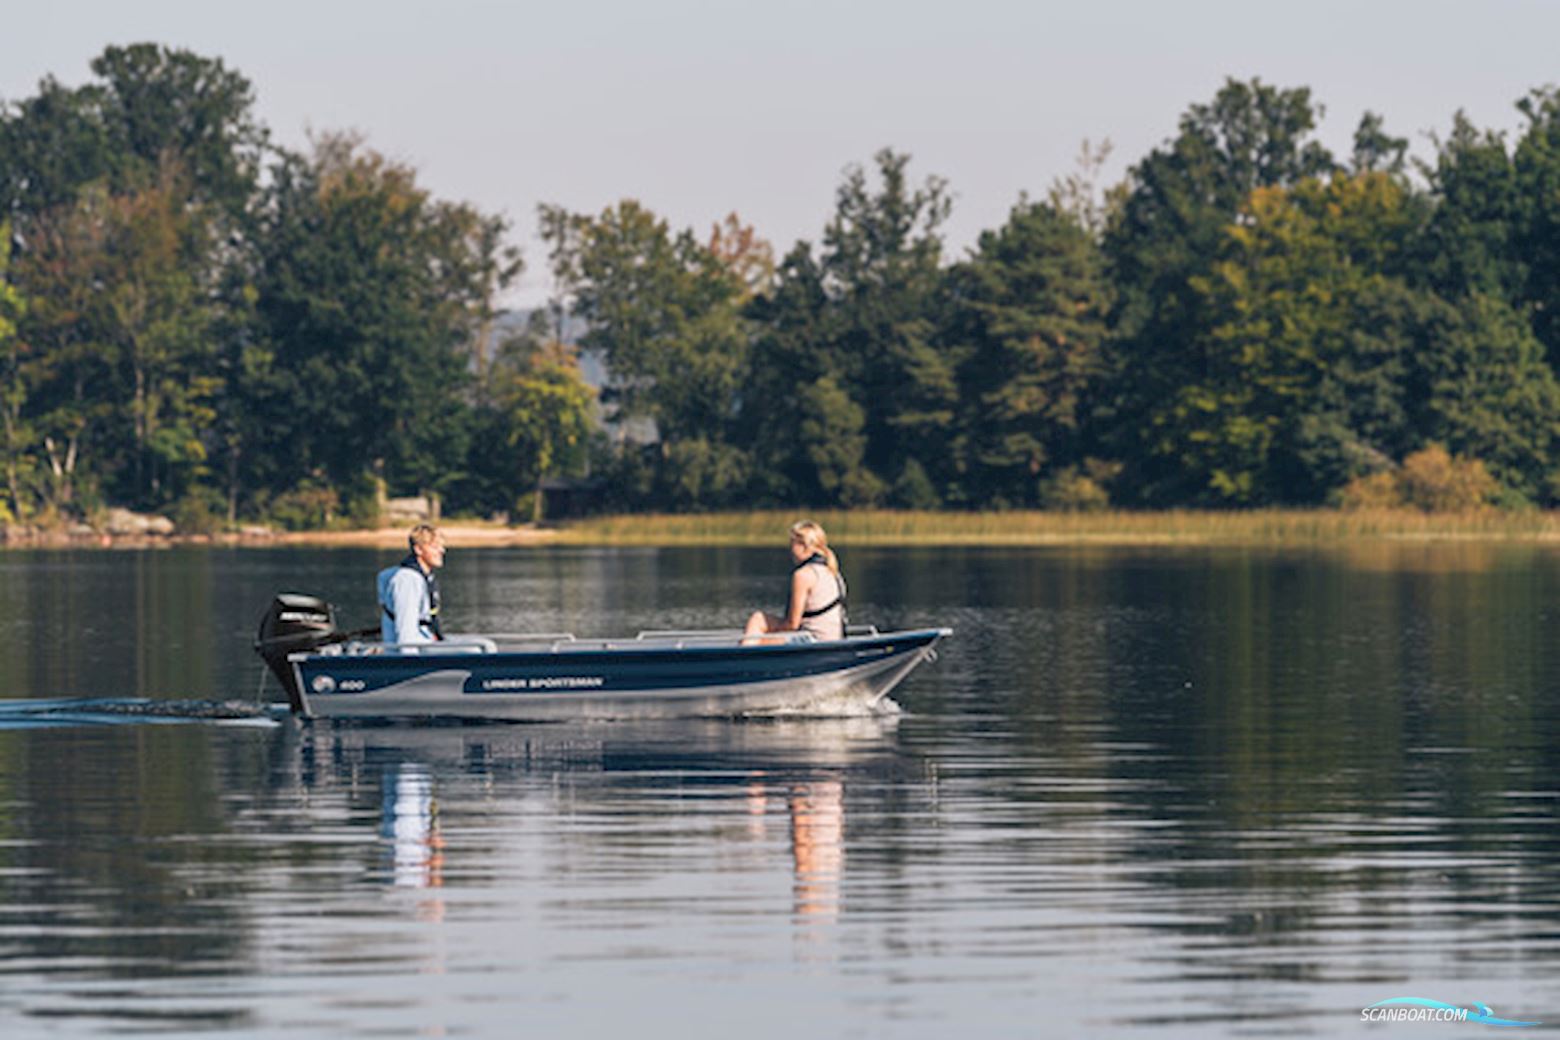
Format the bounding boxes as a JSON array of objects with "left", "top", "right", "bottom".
[{"left": 288, "top": 627, "right": 952, "bottom": 666}]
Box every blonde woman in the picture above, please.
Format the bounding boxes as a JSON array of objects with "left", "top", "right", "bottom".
[{"left": 744, "top": 520, "right": 847, "bottom": 642}]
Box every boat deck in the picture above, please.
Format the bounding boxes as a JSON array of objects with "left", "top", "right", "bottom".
[{"left": 315, "top": 625, "right": 887, "bottom": 657}]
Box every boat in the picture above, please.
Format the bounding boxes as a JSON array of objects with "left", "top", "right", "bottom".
[{"left": 255, "top": 593, "right": 950, "bottom": 722}]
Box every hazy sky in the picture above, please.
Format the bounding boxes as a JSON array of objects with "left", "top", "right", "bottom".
[{"left": 4, "top": 0, "right": 1558, "bottom": 305}]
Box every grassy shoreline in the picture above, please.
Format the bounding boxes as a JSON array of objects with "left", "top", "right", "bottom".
[
  {"left": 10, "top": 508, "right": 1560, "bottom": 549},
  {"left": 549, "top": 509, "right": 1560, "bottom": 547}
]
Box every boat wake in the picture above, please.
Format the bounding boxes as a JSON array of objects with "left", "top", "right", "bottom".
[
  {"left": 0, "top": 697, "right": 282, "bottom": 729},
  {"left": 753, "top": 693, "right": 903, "bottom": 720}
]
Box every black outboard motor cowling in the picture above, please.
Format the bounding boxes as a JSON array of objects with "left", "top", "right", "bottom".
[{"left": 255, "top": 593, "right": 346, "bottom": 713}]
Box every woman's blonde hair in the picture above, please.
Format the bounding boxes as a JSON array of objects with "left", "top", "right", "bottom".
[{"left": 790, "top": 519, "right": 839, "bottom": 575}]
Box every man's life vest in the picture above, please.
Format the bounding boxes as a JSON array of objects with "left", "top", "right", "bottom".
[{"left": 381, "top": 552, "right": 444, "bottom": 640}]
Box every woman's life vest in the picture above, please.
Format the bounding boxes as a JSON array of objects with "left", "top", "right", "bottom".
[{"left": 792, "top": 552, "right": 847, "bottom": 641}]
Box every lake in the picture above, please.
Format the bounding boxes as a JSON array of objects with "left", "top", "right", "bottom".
[{"left": 1, "top": 543, "right": 1558, "bottom": 1036}]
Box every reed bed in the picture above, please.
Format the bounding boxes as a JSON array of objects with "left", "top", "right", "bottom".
[{"left": 551, "top": 509, "right": 1560, "bottom": 546}]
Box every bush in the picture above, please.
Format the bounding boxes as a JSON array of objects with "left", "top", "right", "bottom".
[
  {"left": 1335, "top": 444, "right": 1497, "bottom": 512},
  {"left": 839, "top": 467, "right": 887, "bottom": 508},
  {"left": 264, "top": 481, "right": 341, "bottom": 530},
  {"left": 170, "top": 486, "right": 227, "bottom": 535},
  {"left": 658, "top": 438, "right": 751, "bottom": 510},
  {"left": 1039, "top": 467, "right": 1110, "bottom": 512},
  {"left": 891, "top": 459, "right": 941, "bottom": 510},
  {"left": 340, "top": 472, "right": 385, "bottom": 528},
  {"left": 1335, "top": 471, "right": 1400, "bottom": 510},
  {"left": 1040, "top": 458, "right": 1120, "bottom": 512},
  {"left": 1398, "top": 444, "right": 1496, "bottom": 511}
]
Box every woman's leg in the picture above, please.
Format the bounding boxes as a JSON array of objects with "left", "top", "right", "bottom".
[{"left": 744, "top": 610, "right": 785, "bottom": 636}]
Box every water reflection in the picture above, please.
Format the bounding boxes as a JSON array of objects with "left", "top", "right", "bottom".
[
  {"left": 5, "top": 547, "right": 1560, "bottom": 1036},
  {"left": 381, "top": 764, "right": 445, "bottom": 893},
  {"left": 789, "top": 779, "right": 844, "bottom": 924}
]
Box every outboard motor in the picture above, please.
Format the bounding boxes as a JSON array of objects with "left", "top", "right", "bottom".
[{"left": 254, "top": 593, "right": 347, "bottom": 713}]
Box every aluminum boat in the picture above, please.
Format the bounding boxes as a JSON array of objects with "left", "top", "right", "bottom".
[{"left": 255, "top": 594, "right": 949, "bottom": 722}]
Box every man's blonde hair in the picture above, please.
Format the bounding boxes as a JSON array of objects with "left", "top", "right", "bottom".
[{"left": 408, "top": 523, "right": 443, "bottom": 548}]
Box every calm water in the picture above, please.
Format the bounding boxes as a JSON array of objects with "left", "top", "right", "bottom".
[{"left": 2, "top": 543, "right": 1560, "bottom": 1036}]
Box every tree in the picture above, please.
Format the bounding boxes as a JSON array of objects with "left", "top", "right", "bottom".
[
  {"left": 542, "top": 199, "right": 753, "bottom": 507},
  {"left": 1103, "top": 78, "right": 1336, "bottom": 503},
  {"left": 242, "top": 134, "right": 516, "bottom": 506},
  {"left": 1418, "top": 292, "right": 1560, "bottom": 501},
  {"left": 0, "top": 45, "right": 269, "bottom": 517},
  {"left": 0, "top": 76, "right": 116, "bottom": 220},
  {"left": 9, "top": 170, "right": 225, "bottom": 510},
  {"left": 945, "top": 198, "right": 1110, "bottom": 506},
  {"left": 795, "top": 375, "right": 879, "bottom": 506},
  {"left": 102, "top": 169, "right": 222, "bottom": 505},
  {"left": 739, "top": 243, "right": 842, "bottom": 502},
  {"left": 0, "top": 224, "right": 30, "bottom": 519},
  {"left": 707, "top": 212, "right": 776, "bottom": 299},
  {"left": 480, "top": 318, "right": 596, "bottom": 520},
  {"left": 818, "top": 150, "right": 957, "bottom": 495},
  {"left": 1513, "top": 88, "right": 1560, "bottom": 367},
  {"left": 1350, "top": 111, "right": 1408, "bottom": 176},
  {"left": 1417, "top": 112, "right": 1525, "bottom": 305},
  {"left": 0, "top": 44, "right": 264, "bottom": 228},
  {"left": 11, "top": 185, "right": 116, "bottom": 512},
  {"left": 89, "top": 43, "right": 266, "bottom": 216},
  {"left": 1170, "top": 174, "right": 1425, "bottom": 503}
]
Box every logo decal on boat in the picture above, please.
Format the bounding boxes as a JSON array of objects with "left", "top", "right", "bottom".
[
  {"left": 480, "top": 676, "right": 606, "bottom": 691},
  {"left": 311, "top": 675, "right": 337, "bottom": 693}
]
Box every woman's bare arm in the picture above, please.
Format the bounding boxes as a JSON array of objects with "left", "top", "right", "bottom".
[{"left": 783, "top": 567, "right": 816, "bottom": 631}]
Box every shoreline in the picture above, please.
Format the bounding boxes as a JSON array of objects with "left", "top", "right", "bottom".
[
  {"left": 0, "top": 522, "right": 560, "bottom": 550},
  {"left": 9, "top": 509, "right": 1560, "bottom": 549}
]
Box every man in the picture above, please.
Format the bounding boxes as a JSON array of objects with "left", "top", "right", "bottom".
[{"left": 378, "top": 524, "right": 447, "bottom": 647}]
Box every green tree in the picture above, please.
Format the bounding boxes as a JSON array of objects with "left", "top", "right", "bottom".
[
  {"left": 1164, "top": 168, "right": 1557, "bottom": 505},
  {"left": 0, "top": 224, "right": 30, "bottom": 520},
  {"left": 88, "top": 43, "right": 265, "bottom": 215},
  {"left": 12, "top": 185, "right": 117, "bottom": 512},
  {"left": 242, "top": 134, "right": 517, "bottom": 506},
  {"left": 740, "top": 244, "right": 840, "bottom": 502},
  {"left": 542, "top": 200, "right": 752, "bottom": 507},
  {"left": 945, "top": 198, "right": 1110, "bottom": 506},
  {"left": 1417, "top": 112, "right": 1525, "bottom": 304},
  {"left": 0, "top": 45, "right": 267, "bottom": 517},
  {"left": 542, "top": 200, "right": 749, "bottom": 443},
  {"left": 0, "top": 76, "right": 116, "bottom": 219},
  {"left": 1172, "top": 175, "right": 1426, "bottom": 503},
  {"left": 1350, "top": 111, "right": 1409, "bottom": 176},
  {"left": 482, "top": 320, "right": 597, "bottom": 521},
  {"left": 1513, "top": 87, "right": 1560, "bottom": 367},
  {"left": 740, "top": 150, "right": 955, "bottom": 507},
  {"left": 1419, "top": 292, "right": 1560, "bottom": 501},
  {"left": 795, "top": 374, "right": 880, "bottom": 506},
  {"left": 11, "top": 172, "right": 223, "bottom": 510},
  {"left": 1103, "top": 78, "right": 1336, "bottom": 503},
  {"left": 104, "top": 171, "right": 221, "bottom": 505},
  {"left": 819, "top": 149, "right": 957, "bottom": 496},
  {"left": 0, "top": 44, "right": 263, "bottom": 225}
]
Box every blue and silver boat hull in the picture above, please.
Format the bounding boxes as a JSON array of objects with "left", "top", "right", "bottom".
[{"left": 289, "top": 628, "right": 950, "bottom": 721}]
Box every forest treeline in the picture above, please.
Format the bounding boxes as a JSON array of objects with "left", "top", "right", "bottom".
[{"left": 3, "top": 44, "right": 1560, "bottom": 529}]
